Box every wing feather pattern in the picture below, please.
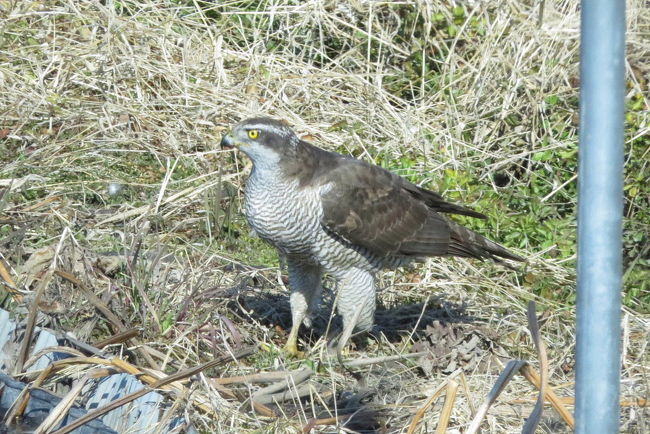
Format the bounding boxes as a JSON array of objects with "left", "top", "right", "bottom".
[
  {"left": 319, "top": 160, "right": 451, "bottom": 257},
  {"left": 317, "top": 155, "right": 524, "bottom": 263}
]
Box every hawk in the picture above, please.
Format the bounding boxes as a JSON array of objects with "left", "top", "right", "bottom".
[{"left": 221, "top": 117, "right": 524, "bottom": 356}]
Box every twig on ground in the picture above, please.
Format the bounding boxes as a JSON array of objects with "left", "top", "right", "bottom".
[
  {"left": 406, "top": 374, "right": 455, "bottom": 434},
  {"left": 23, "top": 346, "right": 85, "bottom": 372},
  {"left": 343, "top": 351, "right": 428, "bottom": 367},
  {"left": 93, "top": 328, "right": 141, "bottom": 349},
  {"left": 253, "top": 382, "right": 328, "bottom": 406},
  {"left": 252, "top": 368, "right": 314, "bottom": 397},
  {"left": 520, "top": 365, "right": 575, "bottom": 428},
  {"left": 214, "top": 369, "right": 312, "bottom": 385},
  {"left": 302, "top": 414, "right": 354, "bottom": 433},
  {"left": 14, "top": 270, "right": 54, "bottom": 376},
  {"left": 0, "top": 258, "right": 22, "bottom": 302},
  {"left": 33, "top": 371, "right": 94, "bottom": 434},
  {"left": 435, "top": 379, "right": 459, "bottom": 434},
  {"left": 466, "top": 360, "right": 527, "bottom": 434},
  {"left": 522, "top": 300, "right": 548, "bottom": 434}
]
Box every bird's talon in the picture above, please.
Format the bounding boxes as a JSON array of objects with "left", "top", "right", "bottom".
[{"left": 283, "top": 342, "right": 305, "bottom": 358}]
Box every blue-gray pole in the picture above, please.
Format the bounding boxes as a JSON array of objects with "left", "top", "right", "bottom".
[{"left": 576, "top": 0, "right": 625, "bottom": 432}]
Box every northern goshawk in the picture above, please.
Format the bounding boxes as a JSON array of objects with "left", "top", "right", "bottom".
[{"left": 221, "top": 117, "right": 524, "bottom": 356}]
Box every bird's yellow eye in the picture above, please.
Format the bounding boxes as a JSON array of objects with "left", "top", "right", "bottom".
[{"left": 248, "top": 129, "right": 260, "bottom": 139}]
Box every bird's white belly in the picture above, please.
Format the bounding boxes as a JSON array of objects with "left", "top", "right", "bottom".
[{"left": 244, "top": 176, "right": 322, "bottom": 256}]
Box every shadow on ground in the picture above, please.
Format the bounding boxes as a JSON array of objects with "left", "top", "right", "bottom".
[{"left": 217, "top": 279, "right": 480, "bottom": 349}]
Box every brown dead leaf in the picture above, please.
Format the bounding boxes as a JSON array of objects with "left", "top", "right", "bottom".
[{"left": 19, "top": 246, "right": 55, "bottom": 289}]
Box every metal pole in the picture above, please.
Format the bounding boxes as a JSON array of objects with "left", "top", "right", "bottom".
[{"left": 576, "top": 0, "right": 625, "bottom": 432}]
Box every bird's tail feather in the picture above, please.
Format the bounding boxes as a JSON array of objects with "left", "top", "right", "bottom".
[{"left": 447, "top": 221, "right": 525, "bottom": 263}]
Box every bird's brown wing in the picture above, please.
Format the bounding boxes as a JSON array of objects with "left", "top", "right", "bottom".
[
  {"left": 401, "top": 183, "right": 487, "bottom": 219},
  {"left": 319, "top": 160, "right": 454, "bottom": 257}
]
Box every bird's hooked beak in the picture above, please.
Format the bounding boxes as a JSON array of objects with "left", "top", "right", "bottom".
[{"left": 220, "top": 133, "right": 235, "bottom": 149}]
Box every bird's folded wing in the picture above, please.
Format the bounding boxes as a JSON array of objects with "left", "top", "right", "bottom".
[
  {"left": 319, "top": 162, "right": 452, "bottom": 257},
  {"left": 402, "top": 183, "right": 487, "bottom": 219}
]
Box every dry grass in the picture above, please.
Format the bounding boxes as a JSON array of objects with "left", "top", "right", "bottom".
[{"left": 1, "top": 0, "right": 648, "bottom": 432}]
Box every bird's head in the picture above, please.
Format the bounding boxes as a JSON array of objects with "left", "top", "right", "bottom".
[{"left": 220, "top": 117, "right": 299, "bottom": 167}]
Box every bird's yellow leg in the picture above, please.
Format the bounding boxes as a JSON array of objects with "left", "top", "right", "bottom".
[
  {"left": 283, "top": 321, "right": 304, "bottom": 358},
  {"left": 336, "top": 314, "right": 356, "bottom": 357}
]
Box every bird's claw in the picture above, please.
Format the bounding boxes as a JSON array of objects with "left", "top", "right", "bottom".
[{"left": 282, "top": 341, "right": 305, "bottom": 359}]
